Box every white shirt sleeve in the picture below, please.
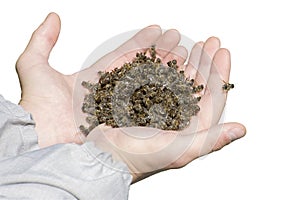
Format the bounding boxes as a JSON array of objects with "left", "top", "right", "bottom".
[
  {"left": 0, "top": 142, "right": 132, "bottom": 200},
  {"left": 0, "top": 95, "right": 132, "bottom": 200}
]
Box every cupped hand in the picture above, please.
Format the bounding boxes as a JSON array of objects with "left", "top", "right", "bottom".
[
  {"left": 83, "top": 28, "right": 246, "bottom": 182},
  {"left": 17, "top": 13, "right": 184, "bottom": 147},
  {"left": 17, "top": 13, "right": 79, "bottom": 147},
  {"left": 17, "top": 13, "right": 246, "bottom": 183}
]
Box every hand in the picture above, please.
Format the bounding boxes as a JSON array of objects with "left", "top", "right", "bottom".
[
  {"left": 16, "top": 13, "right": 79, "bottom": 147},
  {"left": 84, "top": 32, "right": 246, "bottom": 182},
  {"left": 17, "top": 13, "right": 246, "bottom": 183},
  {"left": 16, "top": 13, "right": 183, "bottom": 147}
]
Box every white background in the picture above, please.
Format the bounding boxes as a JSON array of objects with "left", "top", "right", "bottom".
[{"left": 0, "top": 1, "right": 299, "bottom": 199}]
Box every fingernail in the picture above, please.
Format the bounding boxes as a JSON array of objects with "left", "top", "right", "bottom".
[{"left": 228, "top": 127, "right": 245, "bottom": 141}]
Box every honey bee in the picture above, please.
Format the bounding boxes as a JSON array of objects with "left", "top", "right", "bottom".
[
  {"left": 222, "top": 80, "right": 234, "bottom": 92},
  {"left": 149, "top": 45, "right": 156, "bottom": 59},
  {"left": 144, "top": 98, "right": 153, "bottom": 109},
  {"left": 193, "top": 84, "right": 204, "bottom": 93},
  {"left": 79, "top": 125, "right": 89, "bottom": 136}
]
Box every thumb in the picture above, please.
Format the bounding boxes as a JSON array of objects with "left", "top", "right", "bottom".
[
  {"left": 16, "top": 12, "right": 61, "bottom": 71},
  {"left": 169, "top": 122, "right": 246, "bottom": 169},
  {"left": 188, "top": 122, "right": 246, "bottom": 158}
]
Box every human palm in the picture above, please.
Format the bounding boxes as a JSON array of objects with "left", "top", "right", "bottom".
[
  {"left": 85, "top": 29, "right": 241, "bottom": 182},
  {"left": 17, "top": 13, "right": 173, "bottom": 147},
  {"left": 17, "top": 13, "right": 246, "bottom": 182}
]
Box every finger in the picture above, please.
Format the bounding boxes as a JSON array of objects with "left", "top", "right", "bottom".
[
  {"left": 116, "top": 25, "right": 162, "bottom": 55},
  {"left": 212, "top": 48, "right": 231, "bottom": 83},
  {"left": 200, "top": 48, "right": 231, "bottom": 127},
  {"left": 155, "top": 29, "right": 181, "bottom": 59},
  {"left": 194, "top": 37, "right": 220, "bottom": 86},
  {"left": 162, "top": 45, "right": 188, "bottom": 67},
  {"left": 170, "top": 122, "right": 246, "bottom": 169},
  {"left": 185, "top": 38, "right": 221, "bottom": 130},
  {"left": 16, "top": 12, "right": 61, "bottom": 70},
  {"left": 185, "top": 41, "right": 204, "bottom": 78},
  {"left": 84, "top": 25, "right": 162, "bottom": 75}
]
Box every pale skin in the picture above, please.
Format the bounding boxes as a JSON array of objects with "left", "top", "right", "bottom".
[{"left": 17, "top": 13, "right": 246, "bottom": 183}]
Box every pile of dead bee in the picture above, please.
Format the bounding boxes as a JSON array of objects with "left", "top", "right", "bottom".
[{"left": 80, "top": 46, "right": 203, "bottom": 135}]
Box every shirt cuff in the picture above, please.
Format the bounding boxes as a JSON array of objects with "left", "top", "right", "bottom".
[{"left": 0, "top": 95, "right": 39, "bottom": 158}]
